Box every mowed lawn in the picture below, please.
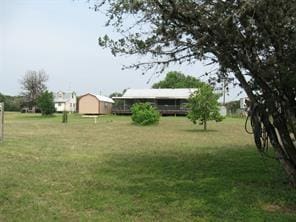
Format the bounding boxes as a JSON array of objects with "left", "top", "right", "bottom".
[{"left": 0, "top": 113, "right": 296, "bottom": 221}]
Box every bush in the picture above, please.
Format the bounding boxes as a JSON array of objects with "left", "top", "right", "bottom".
[
  {"left": 37, "top": 91, "right": 55, "bottom": 115},
  {"left": 131, "top": 103, "right": 160, "bottom": 125}
]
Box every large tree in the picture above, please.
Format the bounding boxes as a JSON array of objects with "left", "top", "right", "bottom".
[
  {"left": 152, "top": 71, "right": 204, "bottom": 88},
  {"left": 20, "top": 70, "right": 49, "bottom": 110},
  {"left": 96, "top": 1, "right": 296, "bottom": 185}
]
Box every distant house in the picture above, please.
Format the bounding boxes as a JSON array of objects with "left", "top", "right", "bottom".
[
  {"left": 112, "top": 88, "right": 197, "bottom": 115},
  {"left": 54, "top": 91, "right": 77, "bottom": 113},
  {"left": 78, "top": 93, "right": 114, "bottom": 115}
]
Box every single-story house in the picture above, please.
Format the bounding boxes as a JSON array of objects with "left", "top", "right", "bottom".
[
  {"left": 78, "top": 93, "right": 114, "bottom": 115},
  {"left": 54, "top": 91, "right": 77, "bottom": 113},
  {"left": 112, "top": 88, "right": 197, "bottom": 115}
]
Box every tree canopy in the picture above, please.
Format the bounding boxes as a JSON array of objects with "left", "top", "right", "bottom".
[
  {"left": 20, "top": 70, "right": 49, "bottom": 110},
  {"left": 152, "top": 71, "right": 204, "bottom": 89},
  {"left": 109, "top": 92, "right": 123, "bottom": 98},
  {"left": 96, "top": 0, "right": 296, "bottom": 185}
]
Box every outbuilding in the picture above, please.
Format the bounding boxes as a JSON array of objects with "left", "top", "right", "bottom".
[
  {"left": 112, "top": 88, "right": 197, "bottom": 115},
  {"left": 78, "top": 93, "right": 114, "bottom": 115}
]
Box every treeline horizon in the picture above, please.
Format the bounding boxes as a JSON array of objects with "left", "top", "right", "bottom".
[{"left": 0, "top": 93, "right": 23, "bottom": 111}]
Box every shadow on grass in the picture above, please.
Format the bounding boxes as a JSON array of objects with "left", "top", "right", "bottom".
[
  {"left": 183, "top": 129, "right": 218, "bottom": 133},
  {"left": 74, "top": 147, "right": 296, "bottom": 221},
  {"left": 16, "top": 114, "right": 57, "bottom": 120},
  {"left": 130, "top": 122, "right": 160, "bottom": 127}
]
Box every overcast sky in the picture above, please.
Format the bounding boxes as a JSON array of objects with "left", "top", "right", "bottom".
[{"left": 0, "top": 0, "right": 244, "bottom": 101}]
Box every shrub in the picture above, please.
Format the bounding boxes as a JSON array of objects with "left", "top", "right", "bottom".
[
  {"left": 131, "top": 103, "right": 160, "bottom": 125},
  {"left": 37, "top": 91, "right": 55, "bottom": 115}
]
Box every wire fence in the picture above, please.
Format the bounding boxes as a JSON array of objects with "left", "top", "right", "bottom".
[{"left": 0, "top": 103, "right": 4, "bottom": 142}]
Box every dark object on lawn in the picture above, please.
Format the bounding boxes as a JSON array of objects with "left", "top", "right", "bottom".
[{"left": 62, "top": 111, "right": 68, "bottom": 123}]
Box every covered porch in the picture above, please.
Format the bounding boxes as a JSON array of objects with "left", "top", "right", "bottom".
[{"left": 112, "top": 98, "right": 189, "bottom": 115}]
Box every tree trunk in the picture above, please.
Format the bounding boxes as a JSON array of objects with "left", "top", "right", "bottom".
[
  {"left": 251, "top": 101, "right": 296, "bottom": 187},
  {"left": 272, "top": 117, "right": 296, "bottom": 186},
  {"left": 232, "top": 67, "right": 296, "bottom": 186},
  {"left": 204, "top": 120, "right": 207, "bottom": 131}
]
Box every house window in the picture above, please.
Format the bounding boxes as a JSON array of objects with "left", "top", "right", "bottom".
[{"left": 58, "top": 103, "right": 62, "bottom": 107}]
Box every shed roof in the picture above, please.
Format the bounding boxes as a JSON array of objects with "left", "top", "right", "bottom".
[
  {"left": 113, "top": 88, "right": 197, "bottom": 99},
  {"left": 80, "top": 93, "right": 114, "bottom": 103},
  {"left": 95, "top": 94, "right": 115, "bottom": 103}
]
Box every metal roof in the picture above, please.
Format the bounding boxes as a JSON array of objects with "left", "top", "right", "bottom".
[
  {"left": 95, "top": 95, "right": 114, "bottom": 103},
  {"left": 113, "top": 88, "right": 197, "bottom": 99}
]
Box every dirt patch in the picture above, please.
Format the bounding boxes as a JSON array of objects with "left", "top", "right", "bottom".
[{"left": 262, "top": 203, "right": 296, "bottom": 214}]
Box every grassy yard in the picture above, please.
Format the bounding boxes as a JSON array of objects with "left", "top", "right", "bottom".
[{"left": 0, "top": 113, "right": 295, "bottom": 221}]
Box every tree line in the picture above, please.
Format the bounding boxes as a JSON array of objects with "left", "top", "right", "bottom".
[
  {"left": 0, "top": 70, "right": 55, "bottom": 115},
  {"left": 0, "top": 93, "right": 22, "bottom": 112}
]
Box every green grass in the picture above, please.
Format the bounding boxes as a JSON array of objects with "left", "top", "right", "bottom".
[{"left": 0, "top": 112, "right": 295, "bottom": 221}]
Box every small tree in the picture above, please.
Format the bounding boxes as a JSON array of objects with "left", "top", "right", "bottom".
[
  {"left": 131, "top": 103, "right": 160, "bottom": 126},
  {"left": 37, "top": 91, "right": 55, "bottom": 116},
  {"left": 187, "top": 85, "right": 223, "bottom": 131}
]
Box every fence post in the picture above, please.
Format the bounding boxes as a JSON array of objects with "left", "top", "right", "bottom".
[{"left": 0, "top": 103, "right": 4, "bottom": 142}]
